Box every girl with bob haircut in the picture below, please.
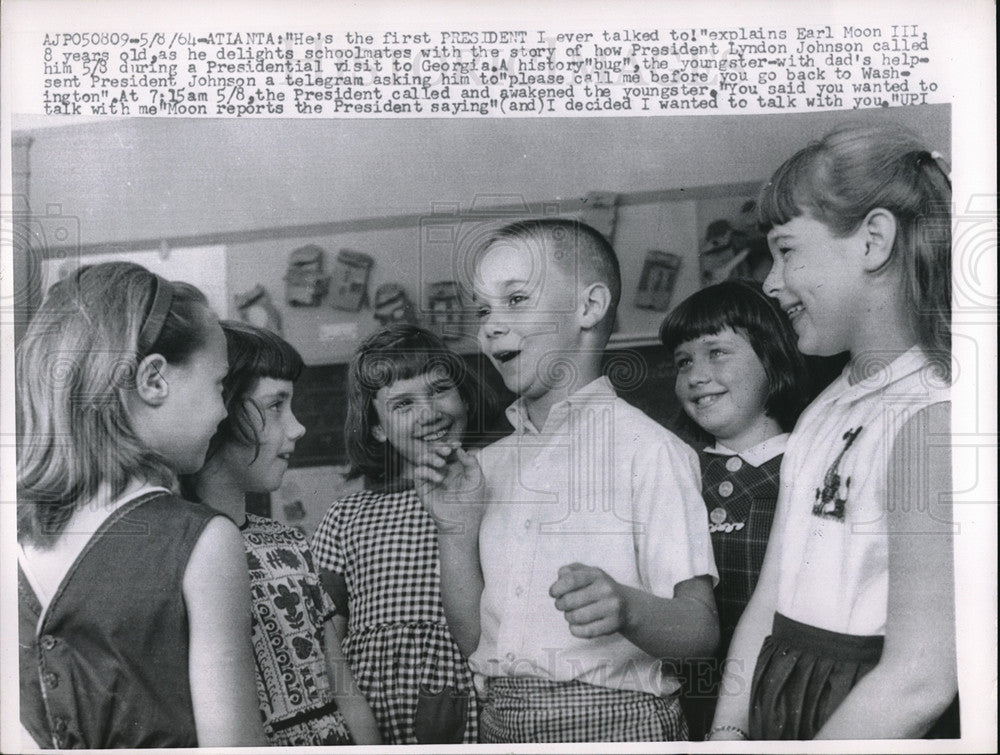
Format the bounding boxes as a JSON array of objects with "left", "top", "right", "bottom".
[
  {"left": 17, "top": 262, "right": 264, "bottom": 748},
  {"left": 659, "top": 278, "right": 812, "bottom": 434},
  {"left": 187, "top": 320, "right": 381, "bottom": 746},
  {"left": 710, "top": 123, "right": 958, "bottom": 741},
  {"left": 311, "top": 323, "right": 491, "bottom": 744},
  {"left": 660, "top": 279, "right": 811, "bottom": 739}
]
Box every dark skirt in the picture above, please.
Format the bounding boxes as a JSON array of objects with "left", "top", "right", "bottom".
[{"left": 750, "top": 613, "right": 959, "bottom": 740}]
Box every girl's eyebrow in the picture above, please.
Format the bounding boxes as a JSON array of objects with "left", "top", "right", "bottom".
[{"left": 257, "top": 389, "right": 292, "bottom": 402}]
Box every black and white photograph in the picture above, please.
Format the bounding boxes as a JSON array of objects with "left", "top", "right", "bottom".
[{"left": 1, "top": 1, "right": 995, "bottom": 753}]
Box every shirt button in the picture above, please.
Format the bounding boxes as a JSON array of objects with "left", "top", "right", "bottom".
[
  {"left": 726, "top": 456, "right": 743, "bottom": 472},
  {"left": 43, "top": 672, "right": 59, "bottom": 689},
  {"left": 524, "top": 519, "right": 531, "bottom": 530},
  {"left": 40, "top": 635, "right": 57, "bottom": 650},
  {"left": 515, "top": 585, "right": 524, "bottom": 596},
  {"left": 718, "top": 481, "right": 734, "bottom": 498},
  {"left": 505, "top": 652, "right": 515, "bottom": 662}
]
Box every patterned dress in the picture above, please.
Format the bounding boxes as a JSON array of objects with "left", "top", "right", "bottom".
[
  {"left": 241, "top": 514, "right": 352, "bottom": 746},
  {"left": 311, "top": 487, "right": 478, "bottom": 745}
]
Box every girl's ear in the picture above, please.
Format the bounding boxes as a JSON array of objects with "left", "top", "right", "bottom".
[
  {"left": 579, "top": 281, "right": 612, "bottom": 330},
  {"left": 135, "top": 353, "right": 170, "bottom": 406},
  {"left": 861, "top": 208, "right": 897, "bottom": 272},
  {"left": 371, "top": 423, "right": 387, "bottom": 443}
]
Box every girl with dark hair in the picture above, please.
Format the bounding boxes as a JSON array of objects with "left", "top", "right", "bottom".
[
  {"left": 310, "top": 323, "right": 487, "bottom": 744},
  {"left": 660, "top": 279, "right": 811, "bottom": 739},
  {"left": 188, "top": 320, "right": 381, "bottom": 746}
]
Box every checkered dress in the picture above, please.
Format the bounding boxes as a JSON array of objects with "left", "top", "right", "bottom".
[
  {"left": 310, "top": 488, "right": 477, "bottom": 745},
  {"left": 479, "top": 677, "right": 687, "bottom": 743}
]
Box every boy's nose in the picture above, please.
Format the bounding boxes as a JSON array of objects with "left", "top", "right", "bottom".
[{"left": 480, "top": 313, "right": 509, "bottom": 338}]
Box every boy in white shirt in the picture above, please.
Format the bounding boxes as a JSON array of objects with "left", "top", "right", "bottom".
[{"left": 416, "top": 218, "right": 718, "bottom": 742}]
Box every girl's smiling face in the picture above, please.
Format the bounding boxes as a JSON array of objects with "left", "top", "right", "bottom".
[
  {"left": 371, "top": 367, "right": 468, "bottom": 478},
  {"left": 764, "top": 213, "right": 867, "bottom": 357},
  {"left": 217, "top": 377, "right": 305, "bottom": 494},
  {"left": 673, "top": 327, "right": 780, "bottom": 451}
]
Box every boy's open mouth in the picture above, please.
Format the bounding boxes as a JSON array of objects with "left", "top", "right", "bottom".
[
  {"left": 494, "top": 349, "right": 520, "bottom": 364},
  {"left": 784, "top": 303, "right": 805, "bottom": 319}
]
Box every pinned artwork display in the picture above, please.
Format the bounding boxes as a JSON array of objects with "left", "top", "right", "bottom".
[
  {"left": 284, "top": 244, "right": 329, "bottom": 307},
  {"left": 695, "top": 193, "right": 773, "bottom": 287},
  {"left": 634, "top": 251, "right": 682, "bottom": 312},
  {"left": 329, "top": 249, "right": 374, "bottom": 311},
  {"left": 373, "top": 283, "right": 418, "bottom": 326},
  {"left": 235, "top": 284, "right": 283, "bottom": 334},
  {"left": 579, "top": 190, "right": 619, "bottom": 241},
  {"left": 426, "top": 280, "right": 464, "bottom": 340}
]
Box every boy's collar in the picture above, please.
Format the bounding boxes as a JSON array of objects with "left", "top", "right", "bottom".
[
  {"left": 703, "top": 433, "right": 789, "bottom": 467},
  {"left": 505, "top": 376, "right": 616, "bottom": 434}
]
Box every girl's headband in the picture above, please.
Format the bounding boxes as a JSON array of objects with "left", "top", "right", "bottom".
[{"left": 137, "top": 275, "right": 174, "bottom": 355}]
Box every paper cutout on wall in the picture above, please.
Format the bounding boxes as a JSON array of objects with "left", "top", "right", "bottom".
[
  {"left": 284, "top": 244, "right": 329, "bottom": 306},
  {"left": 235, "top": 284, "right": 283, "bottom": 334},
  {"left": 580, "top": 190, "right": 619, "bottom": 241},
  {"left": 373, "top": 283, "right": 418, "bottom": 326},
  {"left": 329, "top": 249, "right": 374, "bottom": 311},
  {"left": 634, "top": 251, "right": 682, "bottom": 312},
  {"left": 427, "top": 280, "right": 464, "bottom": 340}
]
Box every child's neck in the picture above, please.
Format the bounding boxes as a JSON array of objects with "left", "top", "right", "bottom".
[
  {"left": 195, "top": 472, "right": 248, "bottom": 527},
  {"left": 847, "top": 288, "right": 917, "bottom": 384},
  {"left": 715, "top": 414, "right": 784, "bottom": 453},
  {"left": 523, "top": 359, "right": 602, "bottom": 429},
  {"left": 847, "top": 336, "right": 919, "bottom": 385}
]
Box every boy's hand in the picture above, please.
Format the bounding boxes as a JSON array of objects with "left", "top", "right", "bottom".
[
  {"left": 413, "top": 442, "right": 487, "bottom": 536},
  {"left": 550, "top": 563, "right": 629, "bottom": 638}
]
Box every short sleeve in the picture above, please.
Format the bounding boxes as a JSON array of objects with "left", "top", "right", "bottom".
[
  {"left": 298, "top": 537, "right": 338, "bottom": 624},
  {"left": 631, "top": 435, "right": 719, "bottom": 596},
  {"left": 310, "top": 499, "right": 347, "bottom": 575}
]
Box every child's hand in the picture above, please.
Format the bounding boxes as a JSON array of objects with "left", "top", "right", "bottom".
[
  {"left": 549, "top": 563, "right": 629, "bottom": 638},
  {"left": 413, "top": 442, "right": 486, "bottom": 536}
]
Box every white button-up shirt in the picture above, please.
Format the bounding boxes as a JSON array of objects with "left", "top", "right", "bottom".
[{"left": 469, "top": 377, "right": 717, "bottom": 696}]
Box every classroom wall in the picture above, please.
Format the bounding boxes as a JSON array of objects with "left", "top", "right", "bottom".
[
  {"left": 13, "top": 105, "right": 950, "bottom": 534},
  {"left": 16, "top": 105, "right": 950, "bottom": 365}
]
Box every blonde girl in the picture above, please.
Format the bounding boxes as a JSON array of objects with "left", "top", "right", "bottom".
[
  {"left": 709, "top": 123, "right": 957, "bottom": 741},
  {"left": 17, "top": 263, "right": 265, "bottom": 748}
]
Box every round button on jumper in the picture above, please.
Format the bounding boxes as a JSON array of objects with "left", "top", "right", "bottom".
[
  {"left": 726, "top": 456, "right": 743, "bottom": 472},
  {"left": 43, "top": 672, "right": 59, "bottom": 689},
  {"left": 40, "top": 635, "right": 57, "bottom": 651},
  {"left": 718, "top": 480, "right": 734, "bottom": 498}
]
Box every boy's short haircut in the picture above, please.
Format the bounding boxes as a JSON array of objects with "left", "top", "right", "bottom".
[
  {"left": 659, "top": 279, "right": 812, "bottom": 431},
  {"left": 482, "top": 218, "right": 621, "bottom": 327}
]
